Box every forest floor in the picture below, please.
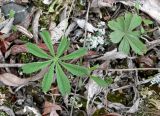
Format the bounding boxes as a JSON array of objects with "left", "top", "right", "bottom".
[{"left": 0, "top": 0, "right": 160, "bottom": 116}]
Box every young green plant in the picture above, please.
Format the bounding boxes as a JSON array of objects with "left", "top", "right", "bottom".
[
  {"left": 22, "top": 30, "right": 89, "bottom": 95},
  {"left": 108, "top": 12, "right": 147, "bottom": 55}
]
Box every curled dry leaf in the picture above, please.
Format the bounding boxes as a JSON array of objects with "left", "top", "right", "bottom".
[
  {"left": 10, "top": 44, "right": 27, "bottom": 55},
  {"left": 127, "top": 98, "right": 141, "bottom": 113},
  {"left": 108, "top": 103, "right": 127, "bottom": 111},
  {"left": 0, "top": 73, "right": 32, "bottom": 86},
  {"left": 105, "top": 113, "right": 122, "bottom": 116},
  {"left": 86, "top": 70, "right": 103, "bottom": 114},
  {"left": 91, "top": 0, "right": 116, "bottom": 8},
  {"left": 43, "top": 101, "right": 62, "bottom": 116},
  {"left": 43, "top": 0, "right": 53, "bottom": 5},
  {"left": 16, "top": 25, "right": 33, "bottom": 38},
  {"left": 0, "top": 68, "right": 47, "bottom": 87},
  {"left": 74, "top": 18, "right": 97, "bottom": 33},
  {"left": 0, "top": 18, "right": 14, "bottom": 34},
  {"left": 96, "top": 49, "right": 128, "bottom": 61},
  {"left": 23, "top": 106, "right": 41, "bottom": 116},
  {"left": 0, "top": 40, "right": 11, "bottom": 53},
  {"left": 32, "top": 9, "right": 42, "bottom": 43},
  {"left": 49, "top": 19, "right": 68, "bottom": 43},
  {"left": 0, "top": 19, "right": 10, "bottom": 30}
]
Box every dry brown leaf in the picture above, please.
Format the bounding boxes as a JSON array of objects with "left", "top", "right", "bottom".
[
  {"left": 10, "top": 44, "right": 27, "bottom": 55},
  {"left": 49, "top": 19, "right": 68, "bottom": 43},
  {"left": 91, "top": 0, "right": 116, "bottom": 8},
  {"left": 42, "top": 101, "right": 62, "bottom": 116},
  {"left": 96, "top": 49, "right": 128, "bottom": 61},
  {"left": 16, "top": 25, "right": 33, "bottom": 38},
  {"left": 0, "top": 68, "right": 47, "bottom": 87},
  {"left": 103, "top": 113, "right": 122, "bottom": 116},
  {"left": 1, "top": 18, "right": 14, "bottom": 34},
  {"left": 127, "top": 98, "right": 141, "bottom": 113},
  {"left": 32, "top": 9, "right": 42, "bottom": 43},
  {"left": 74, "top": 18, "right": 97, "bottom": 33}
]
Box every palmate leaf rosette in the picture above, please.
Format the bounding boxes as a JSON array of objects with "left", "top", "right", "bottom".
[
  {"left": 22, "top": 30, "right": 89, "bottom": 96},
  {"left": 108, "top": 12, "right": 147, "bottom": 55}
]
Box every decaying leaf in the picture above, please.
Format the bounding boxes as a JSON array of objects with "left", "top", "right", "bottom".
[
  {"left": 16, "top": 25, "right": 33, "bottom": 38},
  {"left": 108, "top": 103, "right": 127, "bottom": 111},
  {"left": 23, "top": 106, "right": 41, "bottom": 116},
  {"left": 96, "top": 49, "right": 128, "bottom": 61},
  {"left": 0, "top": 40, "right": 10, "bottom": 53},
  {"left": 86, "top": 70, "right": 103, "bottom": 113},
  {"left": 149, "top": 99, "right": 160, "bottom": 110},
  {"left": 0, "top": 18, "right": 14, "bottom": 34},
  {"left": 127, "top": 98, "right": 141, "bottom": 113},
  {"left": 42, "top": 101, "right": 62, "bottom": 116},
  {"left": 32, "top": 9, "right": 42, "bottom": 43},
  {"left": 0, "top": 68, "right": 47, "bottom": 87},
  {"left": 49, "top": 19, "right": 68, "bottom": 43},
  {"left": 43, "top": 0, "right": 53, "bottom": 5},
  {"left": 91, "top": 0, "right": 116, "bottom": 8},
  {"left": 74, "top": 18, "right": 97, "bottom": 33},
  {"left": 10, "top": 44, "right": 27, "bottom": 55}
]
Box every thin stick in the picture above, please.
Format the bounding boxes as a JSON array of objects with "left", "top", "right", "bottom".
[
  {"left": 0, "top": 64, "right": 24, "bottom": 68},
  {"left": 83, "top": 1, "right": 90, "bottom": 47},
  {"left": 67, "top": 0, "right": 76, "bottom": 20},
  {"left": 0, "top": 64, "right": 159, "bottom": 72},
  {"left": 112, "top": 74, "right": 159, "bottom": 91},
  {"left": 106, "top": 68, "right": 160, "bottom": 72}
]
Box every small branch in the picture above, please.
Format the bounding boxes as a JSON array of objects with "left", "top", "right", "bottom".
[
  {"left": 0, "top": 63, "right": 24, "bottom": 68},
  {"left": 112, "top": 75, "right": 158, "bottom": 92},
  {"left": 67, "top": 0, "right": 76, "bottom": 20},
  {"left": 83, "top": 0, "right": 90, "bottom": 47},
  {"left": 106, "top": 68, "right": 160, "bottom": 72}
]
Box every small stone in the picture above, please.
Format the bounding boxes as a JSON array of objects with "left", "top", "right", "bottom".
[{"left": 1, "top": 3, "right": 28, "bottom": 24}]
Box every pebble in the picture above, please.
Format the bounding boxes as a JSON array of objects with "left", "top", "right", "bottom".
[{"left": 1, "top": 2, "right": 29, "bottom": 24}]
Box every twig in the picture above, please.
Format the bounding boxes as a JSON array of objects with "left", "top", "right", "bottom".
[
  {"left": 67, "top": 0, "right": 76, "bottom": 20},
  {"left": 0, "top": 63, "right": 24, "bottom": 68},
  {"left": 112, "top": 75, "right": 159, "bottom": 92},
  {"left": 106, "top": 68, "right": 160, "bottom": 72},
  {"left": 70, "top": 78, "right": 79, "bottom": 116},
  {"left": 83, "top": 0, "right": 90, "bottom": 47}
]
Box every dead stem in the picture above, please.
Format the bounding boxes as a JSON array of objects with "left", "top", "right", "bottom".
[{"left": 83, "top": 0, "right": 90, "bottom": 47}]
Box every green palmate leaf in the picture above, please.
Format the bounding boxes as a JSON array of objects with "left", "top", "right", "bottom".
[
  {"left": 125, "top": 13, "right": 142, "bottom": 31},
  {"left": 109, "top": 30, "right": 125, "bottom": 43},
  {"left": 91, "top": 76, "right": 109, "bottom": 87},
  {"left": 61, "top": 48, "right": 87, "bottom": 60},
  {"left": 116, "top": 16, "right": 125, "bottom": 30},
  {"left": 60, "top": 62, "right": 89, "bottom": 76},
  {"left": 22, "top": 60, "right": 52, "bottom": 74},
  {"left": 128, "top": 35, "right": 147, "bottom": 55},
  {"left": 42, "top": 63, "right": 55, "bottom": 93},
  {"left": 57, "top": 37, "right": 70, "bottom": 57},
  {"left": 108, "top": 19, "right": 123, "bottom": 31},
  {"left": 56, "top": 63, "right": 71, "bottom": 96},
  {"left": 40, "top": 30, "right": 55, "bottom": 56},
  {"left": 26, "top": 43, "right": 51, "bottom": 59},
  {"left": 108, "top": 12, "right": 146, "bottom": 55},
  {"left": 119, "top": 37, "right": 130, "bottom": 55}
]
